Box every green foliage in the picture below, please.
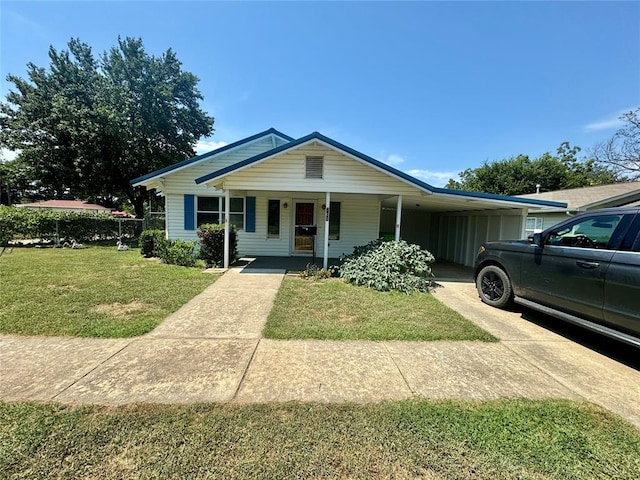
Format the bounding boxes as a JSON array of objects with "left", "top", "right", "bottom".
[
  {"left": 197, "top": 223, "right": 237, "bottom": 267},
  {"left": 0, "top": 37, "right": 214, "bottom": 216},
  {"left": 337, "top": 239, "right": 435, "bottom": 294},
  {"left": 139, "top": 229, "right": 164, "bottom": 258},
  {"left": 0, "top": 205, "right": 138, "bottom": 243},
  {"left": 155, "top": 238, "right": 200, "bottom": 267},
  {"left": 446, "top": 142, "right": 619, "bottom": 195},
  {"left": 298, "top": 263, "right": 331, "bottom": 280}
]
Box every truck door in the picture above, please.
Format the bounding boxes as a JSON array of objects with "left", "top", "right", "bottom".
[
  {"left": 519, "top": 213, "right": 631, "bottom": 322},
  {"left": 603, "top": 214, "right": 640, "bottom": 335}
]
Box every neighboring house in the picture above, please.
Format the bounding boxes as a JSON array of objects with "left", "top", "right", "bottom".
[
  {"left": 518, "top": 182, "right": 640, "bottom": 236},
  {"left": 15, "top": 200, "right": 112, "bottom": 214},
  {"left": 132, "top": 128, "right": 565, "bottom": 268}
]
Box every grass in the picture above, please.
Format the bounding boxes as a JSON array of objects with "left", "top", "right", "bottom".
[
  {"left": 263, "top": 278, "right": 496, "bottom": 341},
  {"left": 1, "top": 399, "right": 638, "bottom": 479},
  {"left": 0, "top": 246, "right": 218, "bottom": 337}
]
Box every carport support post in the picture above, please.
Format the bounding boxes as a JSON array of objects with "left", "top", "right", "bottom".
[
  {"left": 224, "top": 189, "right": 230, "bottom": 268},
  {"left": 395, "top": 195, "right": 402, "bottom": 241},
  {"left": 323, "top": 191, "right": 330, "bottom": 270}
]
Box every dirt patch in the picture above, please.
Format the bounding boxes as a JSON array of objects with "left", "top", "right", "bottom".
[{"left": 90, "top": 301, "right": 153, "bottom": 317}]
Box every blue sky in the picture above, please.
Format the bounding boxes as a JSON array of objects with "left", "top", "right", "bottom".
[{"left": 1, "top": 1, "right": 638, "bottom": 186}]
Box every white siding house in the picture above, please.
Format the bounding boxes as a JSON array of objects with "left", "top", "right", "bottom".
[{"left": 132, "top": 128, "right": 566, "bottom": 268}]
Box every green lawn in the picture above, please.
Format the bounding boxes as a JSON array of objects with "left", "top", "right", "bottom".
[
  {"left": 0, "top": 247, "right": 217, "bottom": 337},
  {"left": 263, "top": 278, "right": 496, "bottom": 341},
  {"left": 1, "top": 400, "right": 638, "bottom": 479}
]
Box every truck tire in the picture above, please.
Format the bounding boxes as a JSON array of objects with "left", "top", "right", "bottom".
[{"left": 476, "top": 265, "right": 513, "bottom": 308}]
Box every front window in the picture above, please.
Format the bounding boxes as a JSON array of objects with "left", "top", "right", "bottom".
[
  {"left": 546, "top": 214, "right": 624, "bottom": 249},
  {"left": 267, "top": 199, "right": 280, "bottom": 238},
  {"left": 197, "top": 196, "right": 244, "bottom": 230},
  {"left": 525, "top": 217, "right": 543, "bottom": 237},
  {"left": 329, "top": 201, "right": 341, "bottom": 240},
  {"left": 197, "top": 197, "right": 221, "bottom": 227}
]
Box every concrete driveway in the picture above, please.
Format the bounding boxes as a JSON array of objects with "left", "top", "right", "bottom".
[{"left": 1, "top": 265, "right": 639, "bottom": 429}]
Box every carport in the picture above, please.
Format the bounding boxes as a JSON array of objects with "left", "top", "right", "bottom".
[{"left": 380, "top": 192, "right": 555, "bottom": 267}]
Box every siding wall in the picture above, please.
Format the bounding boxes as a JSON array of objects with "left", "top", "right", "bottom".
[
  {"left": 430, "top": 209, "right": 526, "bottom": 267},
  {"left": 167, "top": 191, "right": 380, "bottom": 258}
]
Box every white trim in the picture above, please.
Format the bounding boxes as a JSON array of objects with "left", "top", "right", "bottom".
[
  {"left": 224, "top": 189, "right": 230, "bottom": 269},
  {"left": 324, "top": 192, "right": 330, "bottom": 269},
  {"left": 395, "top": 195, "right": 402, "bottom": 241}
]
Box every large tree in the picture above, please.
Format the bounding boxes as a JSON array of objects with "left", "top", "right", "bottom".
[
  {"left": 591, "top": 108, "right": 640, "bottom": 181},
  {"left": 445, "top": 142, "right": 619, "bottom": 195},
  {"left": 0, "top": 37, "right": 214, "bottom": 216}
]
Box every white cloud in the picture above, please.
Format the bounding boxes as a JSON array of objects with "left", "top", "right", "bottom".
[
  {"left": 382, "top": 153, "right": 405, "bottom": 166},
  {"left": 5, "top": 9, "right": 49, "bottom": 42},
  {"left": 195, "top": 140, "right": 228, "bottom": 155},
  {"left": 404, "top": 168, "right": 457, "bottom": 188},
  {"left": 583, "top": 106, "right": 639, "bottom": 132},
  {"left": 0, "top": 148, "right": 20, "bottom": 162}
]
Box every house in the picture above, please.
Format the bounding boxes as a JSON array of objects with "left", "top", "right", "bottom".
[
  {"left": 518, "top": 182, "right": 640, "bottom": 236},
  {"left": 132, "top": 128, "right": 566, "bottom": 268},
  {"left": 15, "top": 199, "right": 112, "bottom": 214}
]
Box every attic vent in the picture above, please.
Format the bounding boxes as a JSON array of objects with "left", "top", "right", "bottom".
[{"left": 305, "top": 156, "right": 324, "bottom": 179}]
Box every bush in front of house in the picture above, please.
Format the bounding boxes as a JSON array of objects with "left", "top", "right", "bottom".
[
  {"left": 156, "top": 238, "right": 200, "bottom": 267},
  {"left": 197, "top": 223, "right": 238, "bottom": 267},
  {"left": 337, "top": 239, "right": 435, "bottom": 294},
  {"left": 140, "top": 229, "right": 165, "bottom": 258}
]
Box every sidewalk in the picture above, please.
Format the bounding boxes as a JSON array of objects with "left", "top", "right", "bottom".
[{"left": 1, "top": 267, "right": 639, "bottom": 429}]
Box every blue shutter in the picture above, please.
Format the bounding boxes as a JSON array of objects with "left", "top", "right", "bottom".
[
  {"left": 184, "top": 194, "right": 195, "bottom": 230},
  {"left": 245, "top": 196, "right": 256, "bottom": 233}
]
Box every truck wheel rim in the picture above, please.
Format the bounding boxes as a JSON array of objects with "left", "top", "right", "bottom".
[{"left": 481, "top": 272, "right": 504, "bottom": 301}]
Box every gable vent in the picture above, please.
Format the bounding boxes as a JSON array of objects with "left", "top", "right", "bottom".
[{"left": 305, "top": 156, "right": 324, "bottom": 179}]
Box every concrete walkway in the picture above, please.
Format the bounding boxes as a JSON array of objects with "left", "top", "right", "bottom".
[{"left": 1, "top": 266, "right": 639, "bottom": 429}]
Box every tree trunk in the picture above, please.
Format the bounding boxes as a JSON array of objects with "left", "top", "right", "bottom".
[{"left": 129, "top": 187, "right": 146, "bottom": 219}]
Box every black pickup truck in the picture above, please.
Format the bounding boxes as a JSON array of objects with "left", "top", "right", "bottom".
[{"left": 474, "top": 207, "right": 640, "bottom": 347}]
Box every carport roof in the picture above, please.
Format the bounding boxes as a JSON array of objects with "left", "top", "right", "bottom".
[{"left": 194, "top": 131, "right": 568, "bottom": 209}]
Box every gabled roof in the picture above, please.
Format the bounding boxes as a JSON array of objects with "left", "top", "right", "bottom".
[
  {"left": 130, "top": 128, "right": 294, "bottom": 186},
  {"left": 195, "top": 131, "right": 567, "bottom": 209},
  {"left": 518, "top": 182, "right": 640, "bottom": 211}
]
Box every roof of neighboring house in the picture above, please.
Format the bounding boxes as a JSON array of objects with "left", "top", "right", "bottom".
[
  {"left": 16, "top": 200, "right": 111, "bottom": 211},
  {"left": 195, "top": 131, "right": 568, "bottom": 209},
  {"left": 518, "top": 182, "right": 640, "bottom": 211},
  {"left": 130, "top": 128, "right": 294, "bottom": 186}
]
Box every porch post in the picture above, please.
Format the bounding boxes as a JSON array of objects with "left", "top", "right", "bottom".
[
  {"left": 395, "top": 195, "right": 402, "bottom": 241},
  {"left": 323, "top": 191, "right": 330, "bottom": 270},
  {"left": 224, "top": 189, "right": 230, "bottom": 268}
]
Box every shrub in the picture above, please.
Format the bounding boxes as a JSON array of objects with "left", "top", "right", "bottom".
[
  {"left": 156, "top": 238, "right": 199, "bottom": 267},
  {"left": 197, "top": 223, "right": 238, "bottom": 267},
  {"left": 0, "top": 205, "right": 140, "bottom": 243},
  {"left": 337, "top": 239, "right": 435, "bottom": 294},
  {"left": 299, "top": 263, "right": 332, "bottom": 280},
  {"left": 140, "top": 230, "right": 164, "bottom": 258}
]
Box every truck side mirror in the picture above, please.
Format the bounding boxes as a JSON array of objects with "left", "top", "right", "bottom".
[{"left": 528, "top": 233, "right": 543, "bottom": 246}]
